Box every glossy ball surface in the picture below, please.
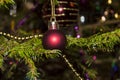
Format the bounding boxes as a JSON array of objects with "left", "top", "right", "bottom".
[{"left": 42, "top": 30, "right": 67, "bottom": 50}]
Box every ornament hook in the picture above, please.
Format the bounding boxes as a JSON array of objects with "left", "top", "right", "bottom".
[{"left": 48, "top": 0, "right": 59, "bottom": 30}]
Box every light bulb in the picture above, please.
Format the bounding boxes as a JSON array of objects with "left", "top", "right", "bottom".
[
  {"left": 104, "top": 11, "right": 108, "bottom": 16},
  {"left": 101, "top": 16, "right": 106, "bottom": 22},
  {"left": 114, "top": 13, "right": 119, "bottom": 19},
  {"left": 108, "top": 0, "right": 112, "bottom": 4},
  {"left": 80, "top": 16, "right": 85, "bottom": 23}
]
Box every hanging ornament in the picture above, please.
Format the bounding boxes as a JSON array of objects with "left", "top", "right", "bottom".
[
  {"left": 10, "top": 4, "right": 17, "bottom": 17},
  {"left": 42, "top": 0, "right": 79, "bottom": 28},
  {"left": 42, "top": 29, "right": 66, "bottom": 50},
  {"left": 42, "top": 0, "right": 67, "bottom": 50}
]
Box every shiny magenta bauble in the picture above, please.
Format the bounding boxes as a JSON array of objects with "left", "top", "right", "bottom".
[{"left": 42, "top": 30, "right": 67, "bottom": 50}]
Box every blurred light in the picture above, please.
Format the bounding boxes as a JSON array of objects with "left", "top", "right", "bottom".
[
  {"left": 119, "top": 56, "right": 120, "bottom": 60},
  {"left": 101, "top": 16, "right": 106, "bottom": 22},
  {"left": 68, "top": 33, "right": 72, "bottom": 37},
  {"left": 80, "top": 16, "right": 85, "bottom": 23},
  {"left": 70, "top": 2, "right": 74, "bottom": 7},
  {"left": 110, "top": 10, "right": 114, "bottom": 14},
  {"left": 104, "top": 11, "right": 108, "bottom": 16},
  {"left": 100, "top": 28, "right": 103, "bottom": 32},
  {"left": 114, "top": 13, "right": 119, "bottom": 19},
  {"left": 76, "top": 34, "right": 80, "bottom": 38},
  {"left": 58, "top": 7, "right": 63, "bottom": 13},
  {"left": 93, "top": 55, "right": 97, "bottom": 61},
  {"left": 74, "top": 26, "right": 79, "bottom": 30},
  {"left": 25, "top": 1, "right": 35, "bottom": 10},
  {"left": 108, "top": 0, "right": 112, "bottom": 4}
]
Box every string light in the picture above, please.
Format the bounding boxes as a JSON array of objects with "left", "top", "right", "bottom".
[
  {"left": 108, "top": 0, "right": 112, "bottom": 4},
  {"left": 59, "top": 1, "right": 78, "bottom": 6},
  {"left": 57, "top": 20, "right": 77, "bottom": 23},
  {"left": 114, "top": 13, "right": 119, "bottom": 19},
  {"left": 80, "top": 16, "right": 85, "bottom": 23},
  {"left": 104, "top": 10, "right": 108, "bottom": 16},
  {"left": 58, "top": 7, "right": 64, "bottom": 13},
  {"left": 101, "top": 16, "right": 106, "bottom": 22},
  {"left": 76, "top": 34, "right": 81, "bottom": 38},
  {"left": 47, "top": 8, "right": 79, "bottom": 12},
  {"left": 62, "top": 55, "right": 83, "bottom": 80},
  {"left": 0, "top": 32, "right": 43, "bottom": 40},
  {"left": 43, "top": 13, "right": 65, "bottom": 18}
]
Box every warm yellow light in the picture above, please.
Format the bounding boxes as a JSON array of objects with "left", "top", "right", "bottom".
[
  {"left": 114, "top": 13, "right": 119, "bottom": 19},
  {"left": 101, "top": 16, "right": 106, "bottom": 22},
  {"left": 104, "top": 11, "right": 108, "bottom": 16},
  {"left": 108, "top": 0, "right": 112, "bottom": 4}
]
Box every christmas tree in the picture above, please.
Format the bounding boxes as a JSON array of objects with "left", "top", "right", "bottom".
[{"left": 0, "top": 0, "right": 120, "bottom": 80}]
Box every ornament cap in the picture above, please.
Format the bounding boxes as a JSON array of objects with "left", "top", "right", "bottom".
[{"left": 48, "top": 20, "right": 59, "bottom": 30}]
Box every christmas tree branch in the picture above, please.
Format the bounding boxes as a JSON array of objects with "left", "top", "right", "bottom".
[
  {"left": 0, "top": 0, "right": 14, "bottom": 7},
  {"left": 25, "top": 58, "right": 39, "bottom": 80},
  {"left": 67, "top": 29, "right": 120, "bottom": 52},
  {"left": 0, "top": 36, "right": 61, "bottom": 79},
  {"left": 0, "top": 28, "right": 120, "bottom": 79}
]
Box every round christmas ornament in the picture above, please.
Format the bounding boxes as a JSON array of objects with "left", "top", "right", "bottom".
[
  {"left": 42, "top": 29, "right": 67, "bottom": 50},
  {"left": 42, "top": 0, "right": 67, "bottom": 50},
  {"left": 42, "top": 0, "right": 79, "bottom": 28},
  {"left": 42, "top": 19, "right": 67, "bottom": 50}
]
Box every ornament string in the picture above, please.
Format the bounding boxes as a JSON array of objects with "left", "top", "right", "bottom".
[
  {"left": 49, "top": 0, "right": 59, "bottom": 30},
  {"left": 50, "top": 0, "right": 56, "bottom": 22},
  {"left": 62, "top": 55, "right": 83, "bottom": 80}
]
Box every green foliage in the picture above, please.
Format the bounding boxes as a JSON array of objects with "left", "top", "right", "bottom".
[
  {"left": 65, "top": 29, "right": 120, "bottom": 79},
  {"left": 0, "top": 55, "right": 3, "bottom": 67},
  {"left": 0, "top": 0, "right": 15, "bottom": 8},
  {"left": 8, "top": 38, "right": 61, "bottom": 60},
  {"left": 0, "top": 37, "right": 61, "bottom": 80},
  {"left": 0, "top": 0, "right": 58, "bottom": 7},
  {"left": 79, "top": 63, "right": 97, "bottom": 79},
  {"left": 0, "top": 28, "right": 120, "bottom": 79},
  {"left": 67, "top": 29, "right": 120, "bottom": 52},
  {"left": 26, "top": 58, "right": 39, "bottom": 80}
]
